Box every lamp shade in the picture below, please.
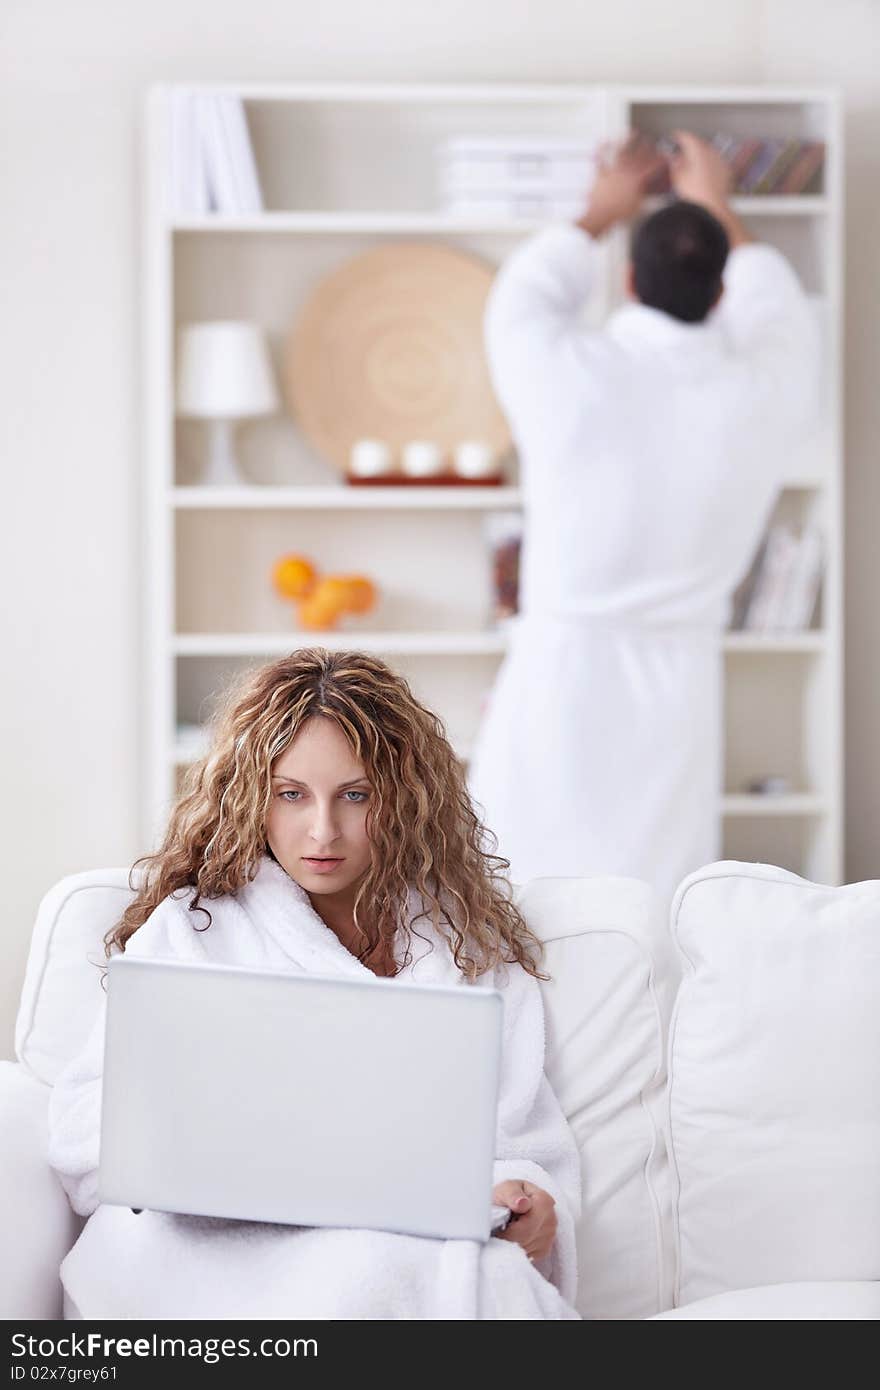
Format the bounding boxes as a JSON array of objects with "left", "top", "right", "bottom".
[{"left": 176, "top": 321, "right": 279, "bottom": 419}]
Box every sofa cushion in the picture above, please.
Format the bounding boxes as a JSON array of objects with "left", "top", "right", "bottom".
[
  {"left": 666, "top": 861, "right": 880, "bottom": 1308},
  {"left": 649, "top": 1280, "right": 880, "bottom": 1320},
  {"left": 16, "top": 869, "right": 133, "bottom": 1086},
  {"left": 519, "top": 876, "right": 680, "bottom": 1320}
]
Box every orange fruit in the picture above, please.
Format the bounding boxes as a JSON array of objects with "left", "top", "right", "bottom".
[
  {"left": 297, "top": 591, "right": 340, "bottom": 631},
  {"left": 312, "top": 575, "right": 353, "bottom": 613},
  {"left": 340, "top": 575, "right": 377, "bottom": 615},
  {"left": 272, "top": 554, "right": 317, "bottom": 600}
]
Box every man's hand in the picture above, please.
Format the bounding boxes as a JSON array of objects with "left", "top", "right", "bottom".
[
  {"left": 668, "top": 129, "right": 750, "bottom": 248},
  {"left": 667, "top": 130, "right": 733, "bottom": 215},
  {"left": 492, "top": 1179, "right": 557, "bottom": 1263},
  {"left": 577, "top": 132, "right": 667, "bottom": 239}
]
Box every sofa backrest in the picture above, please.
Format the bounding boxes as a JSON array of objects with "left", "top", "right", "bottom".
[
  {"left": 16, "top": 866, "right": 680, "bottom": 1321},
  {"left": 518, "top": 877, "right": 680, "bottom": 1320},
  {"left": 15, "top": 868, "right": 134, "bottom": 1087},
  {"left": 665, "top": 860, "right": 880, "bottom": 1307}
]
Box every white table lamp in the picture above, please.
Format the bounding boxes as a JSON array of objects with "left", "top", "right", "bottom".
[{"left": 176, "top": 321, "right": 279, "bottom": 485}]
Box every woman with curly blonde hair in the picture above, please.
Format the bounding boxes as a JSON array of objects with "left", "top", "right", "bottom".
[{"left": 48, "top": 650, "right": 581, "bottom": 1321}]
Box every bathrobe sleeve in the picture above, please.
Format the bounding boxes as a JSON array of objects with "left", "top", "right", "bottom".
[
  {"left": 484, "top": 223, "right": 608, "bottom": 449},
  {"left": 717, "top": 242, "right": 820, "bottom": 433},
  {"left": 490, "top": 960, "right": 582, "bottom": 1303},
  {"left": 47, "top": 893, "right": 208, "bottom": 1218}
]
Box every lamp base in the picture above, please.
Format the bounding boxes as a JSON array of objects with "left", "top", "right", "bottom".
[{"left": 201, "top": 419, "right": 246, "bottom": 486}]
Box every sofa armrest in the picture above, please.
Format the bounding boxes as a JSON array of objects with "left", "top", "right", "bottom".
[{"left": 0, "top": 1060, "right": 83, "bottom": 1319}]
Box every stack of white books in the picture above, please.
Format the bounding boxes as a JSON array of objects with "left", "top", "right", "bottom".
[
  {"left": 438, "top": 136, "right": 597, "bottom": 220},
  {"left": 169, "top": 88, "right": 263, "bottom": 216},
  {"left": 729, "top": 523, "right": 824, "bottom": 632}
]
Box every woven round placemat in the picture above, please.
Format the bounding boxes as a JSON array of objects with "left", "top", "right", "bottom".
[{"left": 284, "top": 242, "right": 511, "bottom": 473}]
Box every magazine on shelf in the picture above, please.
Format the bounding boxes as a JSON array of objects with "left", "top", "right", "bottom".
[
  {"left": 743, "top": 523, "right": 801, "bottom": 630},
  {"left": 732, "top": 522, "right": 824, "bottom": 632},
  {"left": 197, "top": 93, "right": 240, "bottom": 213},
  {"left": 698, "top": 134, "right": 824, "bottom": 195},
  {"left": 780, "top": 524, "right": 824, "bottom": 629},
  {"left": 727, "top": 136, "right": 764, "bottom": 187},
  {"left": 737, "top": 138, "right": 788, "bottom": 194},
  {"left": 752, "top": 138, "right": 804, "bottom": 194},
  {"left": 215, "top": 94, "right": 263, "bottom": 213},
  {"left": 169, "top": 89, "right": 209, "bottom": 214},
  {"left": 729, "top": 532, "right": 767, "bottom": 630},
  {"left": 778, "top": 142, "right": 825, "bottom": 194},
  {"left": 169, "top": 89, "right": 263, "bottom": 216}
]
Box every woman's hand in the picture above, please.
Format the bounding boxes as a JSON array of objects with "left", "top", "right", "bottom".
[{"left": 492, "top": 1179, "right": 557, "bottom": 1263}]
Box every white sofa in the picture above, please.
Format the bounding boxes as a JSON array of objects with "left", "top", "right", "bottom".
[{"left": 2, "top": 860, "right": 878, "bottom": 1321}]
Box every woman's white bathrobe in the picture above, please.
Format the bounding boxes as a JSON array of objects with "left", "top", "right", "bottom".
[
  {"left": 469, "top": 225, "right": 820, "bottom": 905},
  {"left": 48, "top": 856, "right": 581, "bottom": 1320}
]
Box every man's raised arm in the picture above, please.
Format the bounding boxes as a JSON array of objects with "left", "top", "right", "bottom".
[{"left": 484, "top": 134, "right": 665, "bottom": 425}]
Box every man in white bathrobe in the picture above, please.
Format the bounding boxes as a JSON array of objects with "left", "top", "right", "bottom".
[{"left": 468, "top": 132, "right": 820, "bottom": 904}]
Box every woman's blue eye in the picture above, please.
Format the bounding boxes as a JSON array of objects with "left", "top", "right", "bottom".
[{"left": 278, "top": 788, "right": 366, "bottom": 803}]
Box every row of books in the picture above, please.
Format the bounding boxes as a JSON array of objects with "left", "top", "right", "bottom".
[
  {"left": 169, "top": 89, "right": 263, "bottom": 215},
  {"left": 729, "top": 524, "right": 824, "bottom": 632},
  {"left": 709, "top": 134, "right": 825, "bottom": 194}
]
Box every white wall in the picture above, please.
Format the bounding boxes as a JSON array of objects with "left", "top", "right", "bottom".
[{"left": 2, "top": 0, "right": 877, "bottom": 1056}]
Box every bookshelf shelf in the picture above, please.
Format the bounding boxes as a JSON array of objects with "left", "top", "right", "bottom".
[
  {"left": 643, "top": 196, "right": 828, "bottom": 218},
  {"left": 172, "top": 627, "right": 828, "bottom": 658},
  {"left": 171, "top": 199, "right": 829, "bottom": 234},
  {"left": 146, "top": 81, "right": 842, "bottom": 885},
  {"left": 170, "top": 485, "right": 524, "bottom": 510},
  {"left": 731, "top": 196, "right": 828, "bottom": 215},
  {"left": 173, "top": 624, "right": 826, "bottom": 653},
  {"left": 172, "top": 631, "right": 509, "bottom": 657},
  {"left": 172, "top": 213, "right": 548, "bottom": 235},
  {"left": 721, "top": 794, "right": 825, "bottom": 817}
]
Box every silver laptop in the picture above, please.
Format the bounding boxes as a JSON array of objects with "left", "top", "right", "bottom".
[{"left": 98, "top": 956, "right": 506, "bottom": 1241}]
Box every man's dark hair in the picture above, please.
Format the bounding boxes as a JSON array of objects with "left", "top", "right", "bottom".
[{"left": 631, "top": 201, "right": 730, "bottom": 324}]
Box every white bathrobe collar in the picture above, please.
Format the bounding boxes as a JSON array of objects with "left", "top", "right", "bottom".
[
  {"left": 236, "top": 854, "right": 461, "bottom": 986},
  {"left": 606, "top": 300, "right": 725, "bottom": 362}
]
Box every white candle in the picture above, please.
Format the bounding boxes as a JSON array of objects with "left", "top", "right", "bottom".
[
  {"left": 350, "top": 439, "right": 393, "bottom": 478},
  {"left": 453, "top": 440, "right": 496, "bottom": 479},
  {"left": 402, "top": 440, "right": 444, "bottom": 477}
]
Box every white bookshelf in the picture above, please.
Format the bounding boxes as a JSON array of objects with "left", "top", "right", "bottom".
[{"left": 145, "top": 81, "right": 843, "bottom": 883}]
